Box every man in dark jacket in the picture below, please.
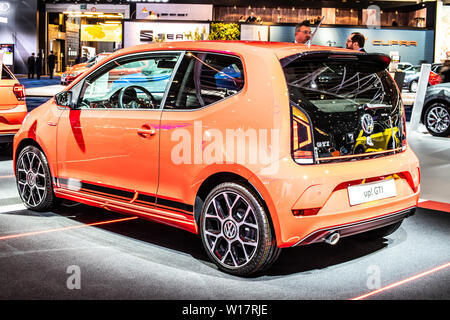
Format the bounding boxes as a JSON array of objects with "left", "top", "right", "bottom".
[
  {"left": 27, "top": 53, "right": 36, "bottom": 79},
  {"left": 47, "top": 51, "right": 57, "bottom": 79},
  {"left": 35, "top": 51, "right": 43, "bottom": 80},
  {"left": 346, "top": 32, "right": 367, "bottom": 52}
]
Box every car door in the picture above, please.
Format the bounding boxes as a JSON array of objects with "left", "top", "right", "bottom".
[
  {"left": 157, "top": 51, "right": 246, "bottom": 216},
  {"left": 56, "top": 52, "right": 181, "bottom": 206}
]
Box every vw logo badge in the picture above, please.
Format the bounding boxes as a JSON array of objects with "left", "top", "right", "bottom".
[
  {"left": 223, "top": 220, "right": 237, "bottom": 240},
  {"left": 361, "top": 114, "right": 374, "bottom": 135}
]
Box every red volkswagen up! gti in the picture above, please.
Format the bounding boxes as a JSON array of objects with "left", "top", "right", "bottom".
[{"left": 13, "top": 42, "right": 420, "bottom": 275}]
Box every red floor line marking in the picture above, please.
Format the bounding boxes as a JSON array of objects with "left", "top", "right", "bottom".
[
  {"left": 350, "top": 261, "right": 450, "bottom": 300},
  {"left": 0, "top": 216, "right": 138, "bottom": 241},
  {"left": 418, "top": 200, "right": 450, "bottom": 213}
]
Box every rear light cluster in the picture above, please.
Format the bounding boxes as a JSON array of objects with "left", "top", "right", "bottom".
[
  {"left": 292, "top": 208, "right": 320, "bottom": 216},
  {"left": 13, "top": 83, "right": 26, "bottom": 101},
  {"left": 292, "top": 105, "right": 314, "bottom": 164},
  {"left": 428, "top": 71, "right": 441, "bottom": 86}
]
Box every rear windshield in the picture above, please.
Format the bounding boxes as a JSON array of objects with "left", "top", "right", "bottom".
[{"left": 283, "top": 55, "right": 405, "bottom": 163}]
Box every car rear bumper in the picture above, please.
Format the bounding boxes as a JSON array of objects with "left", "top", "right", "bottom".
[
  {"left": 252, "top": 146, "right": 420, "bottom": 248},
  {"left": 293, "top": 206, "right": 415, "bottom": 246},
  {"left": 0, "top": 103, "right": 27, "bottom": 137},
  {"left": 0, "top": 133, "right": 15, "bottom": 143}
]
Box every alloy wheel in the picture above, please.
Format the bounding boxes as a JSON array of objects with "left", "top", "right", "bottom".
[
  {"left": 16, "top": 146, "right": 54, "bottom": 211},
  {"left": 410, "top": 81, "right": 418, "bottom": 93},
  {"left": 426, "top": 104, "right": 450, "bottom": 135},
  {"left": 17, "top": 150, "right": 48, "bottom": 207},
  {"left": 202, "top": 191, "right": 259, "bottom": 269}
]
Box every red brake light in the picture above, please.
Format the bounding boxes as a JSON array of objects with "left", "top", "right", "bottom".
[
  {"left": 428, "top": 71, "right": 442, "bottom": 86},
  {"left": 13, "top": 83, "right": 26, "bottom": 101},
  {"left": 292, "top": 208, "right": 320, "bottom": 216},
  {"left": 292, "top": 105, "right": 314, "bottom": 164}
]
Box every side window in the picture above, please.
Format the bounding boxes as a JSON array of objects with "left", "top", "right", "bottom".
[
  {"left": 77, "top": 53, "right": 180, "bottom": 110},
  {"left": 164, "top": 52, "right": 244, "bottom": 110}
]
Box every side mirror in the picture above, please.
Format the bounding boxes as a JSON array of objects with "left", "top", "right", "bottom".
[{"left": 55, "top": 91, "right": 73, "bottom": 108}]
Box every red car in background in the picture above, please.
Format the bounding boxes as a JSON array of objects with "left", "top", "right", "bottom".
[
  {"left": 61, "top": 53, "right": 111, "bottom": 85},
  {"left": 0, "top": 64, "right": 27, "bottom": 146}
]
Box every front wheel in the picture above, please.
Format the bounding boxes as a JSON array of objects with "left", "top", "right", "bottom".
[
  {"left": 424, "top": 102, "right": 450, "bottom": 137},
  {"left": 199, "top": 182, "right": 279, "bottom": 276},
  {"left": 15, "top": 145, "right": 55, "bottom": 211}
]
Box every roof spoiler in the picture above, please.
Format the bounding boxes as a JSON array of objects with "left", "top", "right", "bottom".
[{"left": 280, "top": 51, "right": 391, "bottom": 72}]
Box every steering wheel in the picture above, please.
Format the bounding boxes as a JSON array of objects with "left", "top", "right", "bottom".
[{"left": 118, "top": 85, "right": 156, "bottom": 109}]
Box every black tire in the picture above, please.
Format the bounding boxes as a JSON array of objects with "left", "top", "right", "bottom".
[
  {"left": 15, "top": 145, "right": 55, "bottom": 212},
  {"left": 424, "top": 102, "right": 450, "bottom": 137},
  {"left": 199, "top": 182, "right": 279, "bottom": 276},
  {"left": 356, "top": 221, "right": 403, "bottom": 241},
  {"left": 409, "top": 80, "right": 418, "bottom": 93}
]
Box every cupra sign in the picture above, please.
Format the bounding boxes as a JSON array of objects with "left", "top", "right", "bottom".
[{"left": 372, "top": 40, "right": 418, "bottom": 46}]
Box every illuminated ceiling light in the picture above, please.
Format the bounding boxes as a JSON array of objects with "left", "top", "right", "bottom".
[
  {"left": 263, "top": 6, "right": 266, "bottom": 10},
  {"left": 248, "top": 5, "right": 251, "bottom": 10},
  {"left": 233, "top": 5, "right": 236, "bottom": 10},
  {"left": 395, "top": 11, "right": 398, "bottom": 15},
  {"left": 292, "top": 7, "right": 295, "bottom": 11}
]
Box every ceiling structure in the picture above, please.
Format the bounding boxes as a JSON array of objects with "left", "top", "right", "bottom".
[{"left": 39, "top": 0, "right": 438, "bottom": 11}]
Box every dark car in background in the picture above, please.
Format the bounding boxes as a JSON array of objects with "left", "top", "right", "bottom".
[
  {"left": 403, "top": 63, "right": 442, "bottom": 93},
  {"left": 421, "top": 82, "right": 450, "bottom": 137}
]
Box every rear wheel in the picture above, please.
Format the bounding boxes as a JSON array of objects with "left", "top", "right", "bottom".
[
  {"left": 199, "top": 182, "right": 279, "bottom": 276},
  {"left": 424, "top": 102, "right": 450, "bottom": 137},
  {"left": 15, "top": 145, "right": 55, "bottom": 211}
]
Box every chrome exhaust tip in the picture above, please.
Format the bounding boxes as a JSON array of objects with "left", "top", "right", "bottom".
[{"left": 325, "top": 232, "right": 340, "bottom": 245}]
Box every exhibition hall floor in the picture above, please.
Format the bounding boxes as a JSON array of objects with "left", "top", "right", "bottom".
[{"left": 0, "top": 79, "right": 448, "bottom": 300}]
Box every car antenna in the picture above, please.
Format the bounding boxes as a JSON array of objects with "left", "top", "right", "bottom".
[{"left": 306, "top": 16, "right": 325, "bottom": 48}]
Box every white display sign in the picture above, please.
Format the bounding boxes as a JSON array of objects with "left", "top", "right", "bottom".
[
  {"left": 0, "top": 45, "right": 13, "bottom": 65},
  {"left": 240, "top": 25, "right": 269, "bottom": 41},
  {"left": 136, "top": 3, "right": 212, "bottom": 21},
  {"left": 435, "top": 2, "right": 450, "bottom": 62},
  {"left": 0, "top": 52, "right": 3, "bottom": 81},
  {"left": 124, "top": 21, "right": 210, "bottom": 48}
]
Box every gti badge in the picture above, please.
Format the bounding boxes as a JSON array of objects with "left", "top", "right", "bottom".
[{"left": 361, "top": 114, "right": 374, "bottom": 135}]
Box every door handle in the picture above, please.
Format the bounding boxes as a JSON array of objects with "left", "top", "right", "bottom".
[{"left": 137, "top": 124, "right": 156, "bottom": 138}]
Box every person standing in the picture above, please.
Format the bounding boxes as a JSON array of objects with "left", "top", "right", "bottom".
[
  {"left": 27, "top": 53, "right": 36, "bottom": 79},
  {"left": 346, "top": 32, "right": 366, "bottom": 52},
  {"left": 47, "top": 51, "right": 57, "bottom": 79},
  {"left": 440, "top": 60, "right": 450, "bottom": 83},
  {"left": 35, "top": 51, "right": 43, "bottom": 80},
  {"left": 295, "top": 20, "right": 312, "bottom": 44}
]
